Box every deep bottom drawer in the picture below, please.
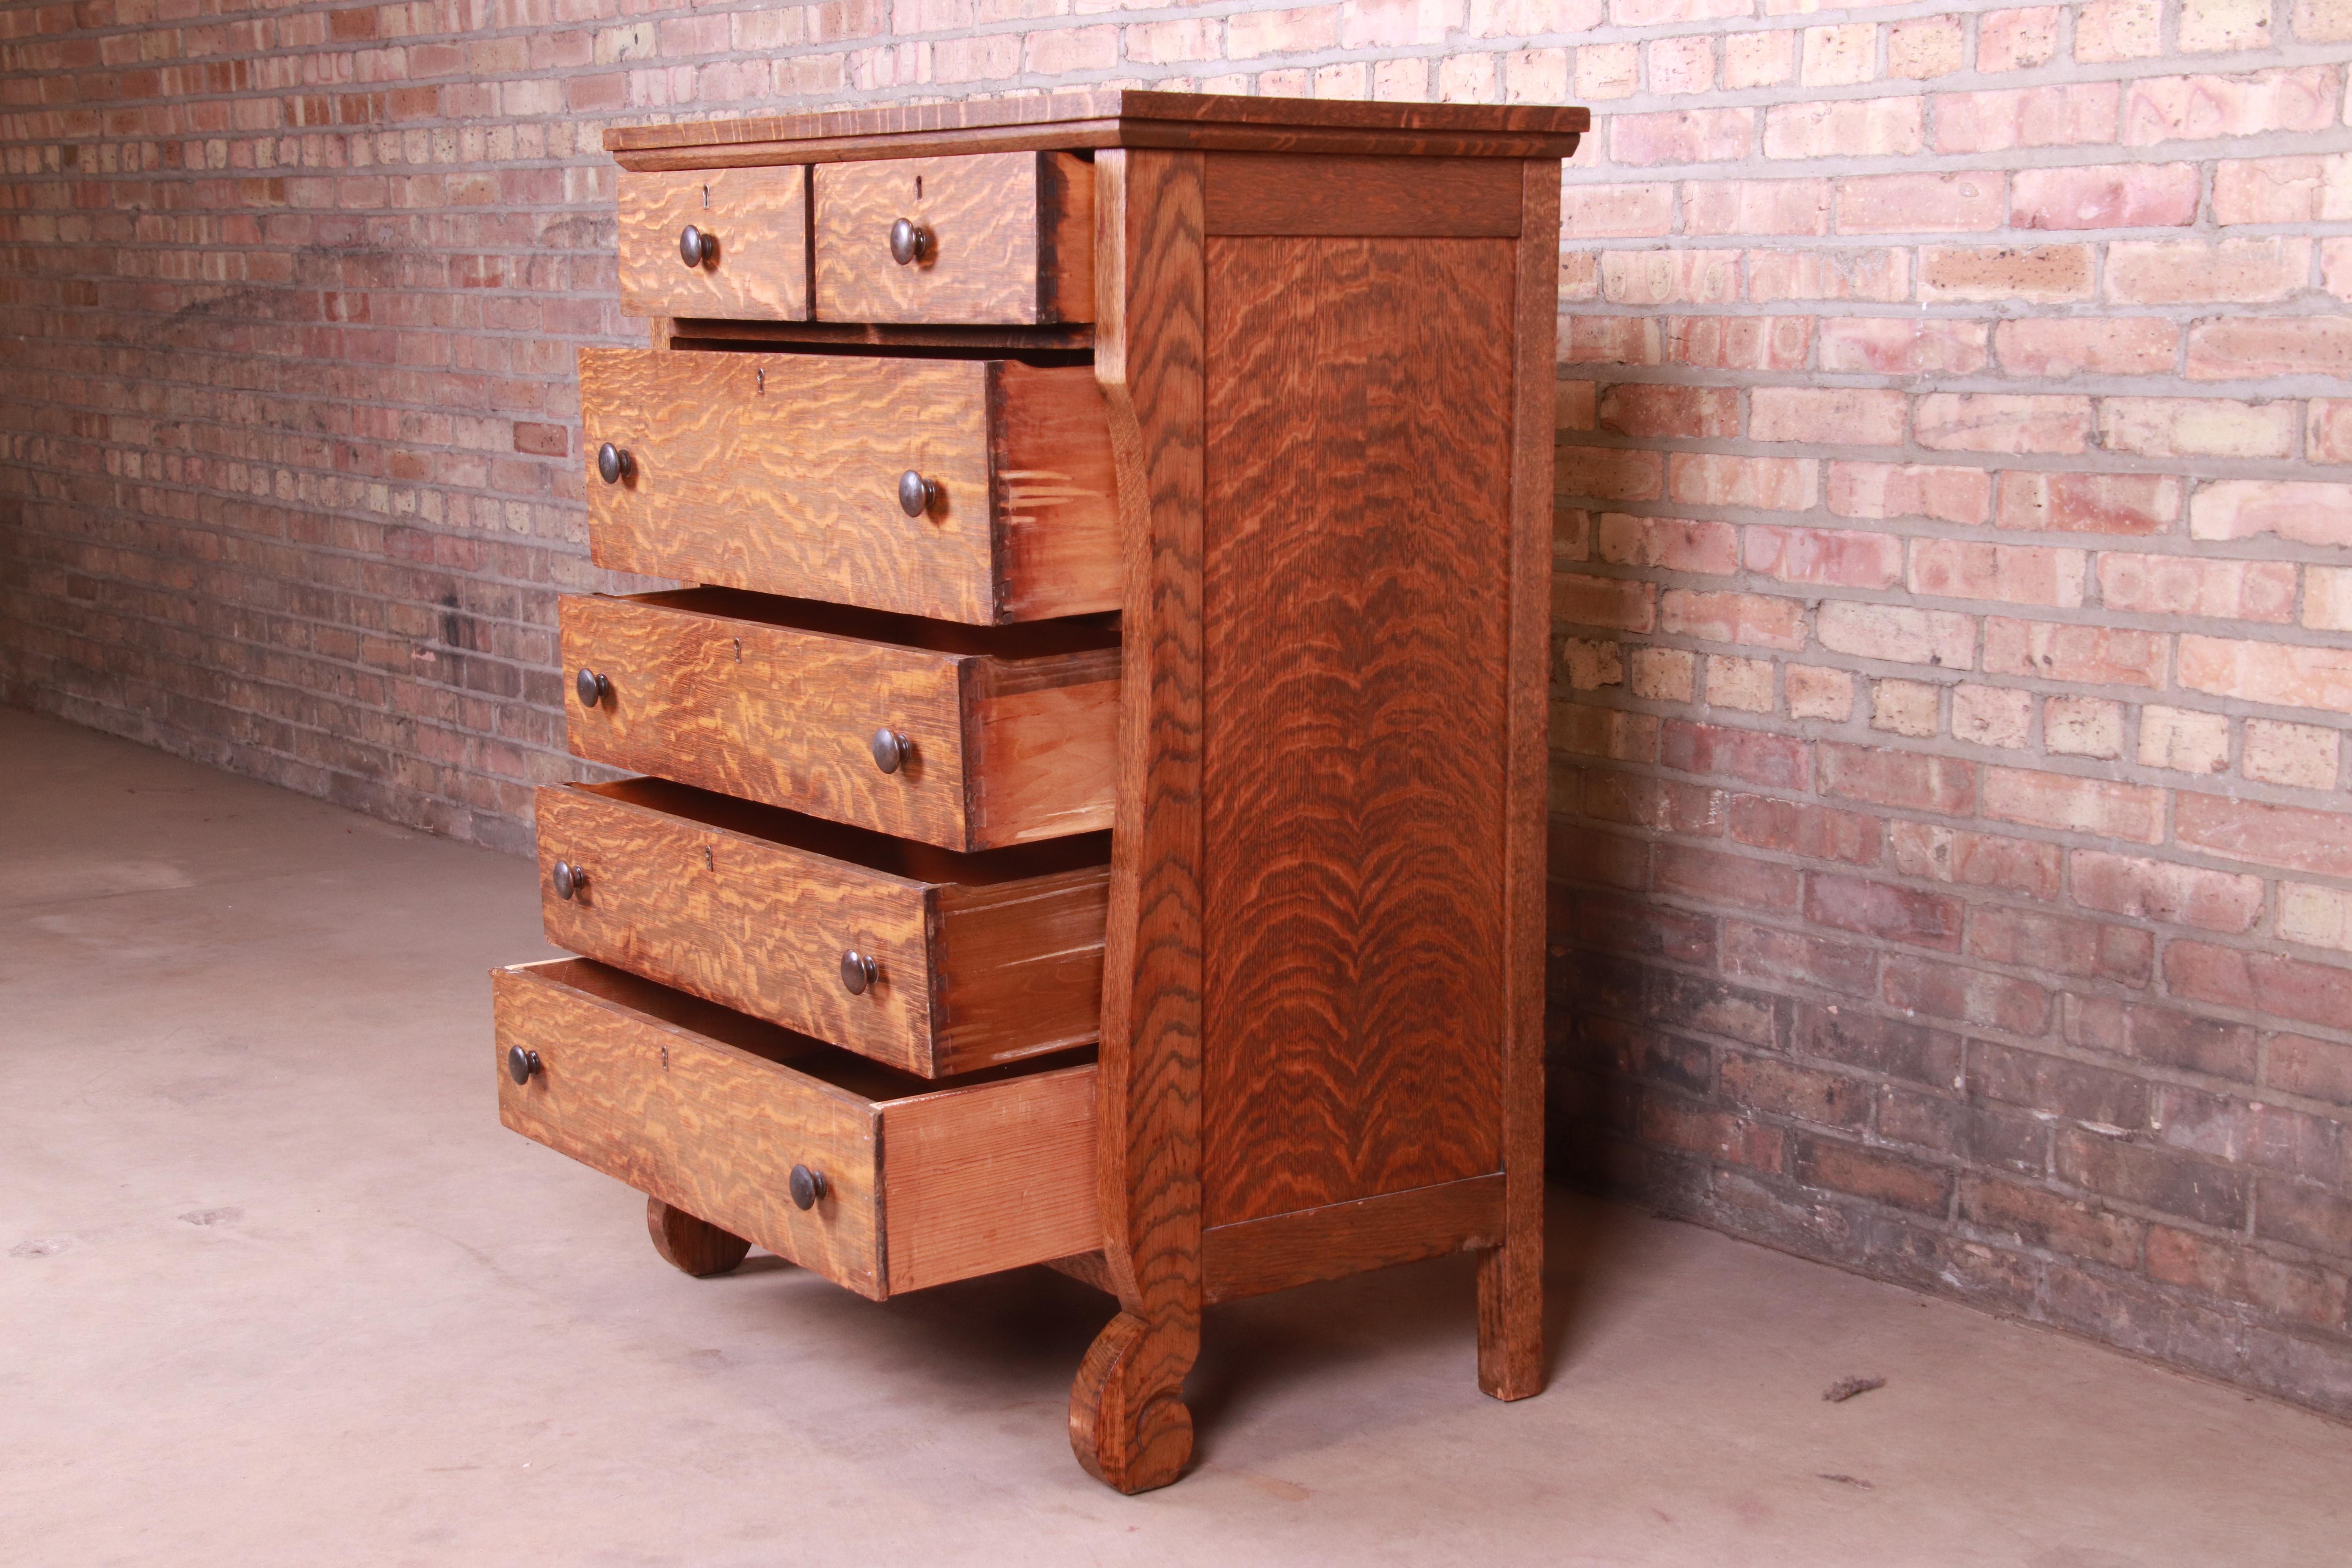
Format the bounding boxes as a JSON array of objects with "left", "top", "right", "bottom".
[{"left": 494, "top": 958, "right": 1099, "bottom": 1299}]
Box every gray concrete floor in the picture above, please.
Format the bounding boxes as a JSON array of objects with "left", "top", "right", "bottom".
[{"left": 3, "top": 706, "right": 2347, "bottom": 1567}]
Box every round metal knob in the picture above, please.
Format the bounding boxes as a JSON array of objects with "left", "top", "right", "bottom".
[
  {"left": 897, "top": 470, "right": 938, "bottom": 518},
  {"left": 552, "top": 860, "right": 584, "bottom": 901},
  {"left": 596, "top": 442, "right": 632, "bottom": 485},
  {"left": 888, "top": 217, "right": 930, "bottom": 266},
  {"left": 789, "top": 1163, "right": 828, "bottom": 1211},
  {"left": 869, "top": 728, "right": 909, "bottom": 774},
  {"left": 679, "top": 224, "right": 715, "bottom": 268},
  {"left": 506, "top": 1045, "right": 542, "bottom": 1085},
  {"left": 840, "top": 950, "right": 878, "bottom": 995},
  {"left": 575, "top": 668, "right": 611, "bottom": 710}
]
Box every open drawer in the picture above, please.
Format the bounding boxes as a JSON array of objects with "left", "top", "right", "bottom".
[
  {"left": 494, "top": 958, "right": 1099, "bottom": 1299},
  {"left": 536, "top": 778, "right": 1109, "bottom": 1078}
]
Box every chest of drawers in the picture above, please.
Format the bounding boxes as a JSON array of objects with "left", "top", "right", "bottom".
[{"left": 491, "top": 90, "right": 1586, "bottom": 1494}]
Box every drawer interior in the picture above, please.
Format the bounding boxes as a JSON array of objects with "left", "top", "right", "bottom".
[{"left": 630, "top": 586, "right": 1120, "bottom": 659}]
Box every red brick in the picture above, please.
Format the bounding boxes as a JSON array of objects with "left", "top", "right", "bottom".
[
  {"left": 1552, "top": 821, "right": 1650, "bottom": 890},
  {"left": 1961, "top": 1176, "right": 2143, "bottom": 1267},
  {"left": 1908, "top": 540, "right": 2087, "bottom": 608},
  {"left": 2256, "top": 1179, "right": 2352, "bottom": 1255},
  {"left": 2153, "top": 1086, "right": 2343, "bottom": 1182},
  {"left": 1807, "top": 872, "right": 1964, "bottom": 949},
  {"left": 1816, "top": 601, "right": 1979, "bottom": 668},
  {"left": 2056, "top": 1129, "right": 2249, "bottom": 1228},
  {"left": 2069, "top": 850, "right": 2263, "bottom": 932},
  {"left": 2187, "top": 319, "right": 2352, "bottom": 380},
  {"left": 1794, "top": 1004, "right": 1965, "bottom": 1085},
  {"left": 1595, "top": 384, "right": 1740, "bottom": 441},
  {"left": 510, "top": 421, "right": 567, "bottom": 456},
  {"left": 1580, "top": 770, "right": 1726, "bottom": 835},
  {"left": 2101, "top": 398, "right": 2297, "bottom": 460},
  {"left": 1820, "top": 742, "right": 1978, "bottom": 814},
  {"left": 1795, "top": 1135, "right": 1953, "bottom": 1214},
  {"left": 1684, "top": 178, "right": 1831, "bottom": 236},
  {"left": 1744, "top": 525, "right": 1904, "bottom": 589},
  {"left": 1836, "top": 172, "right": 2006, "bottom": 232},
  {"left": 2107, "top": 237, "right": 2313, "bottom": 305},
  {"left": 1553, "top": 572, "right": 1657, "bottom": 632},
  {"left": 1995, "top": 472, "right": 2180, "bottom": 535},
  {"left": 1885, "top": 955, "right": 2052, "bottom": 1034},
  {"left": 1750, "top": 387, "right": 1907, "bottom": 446},
  {"left": 1561, "top": 183, "right": 1677, "bottom": 238},
  {"left": 1561, "top": 317, "right": 1665, "bottom": 368},
  {"left": 1639, "top": 1091, "right": 1787, "bottom": 1171},
  {"left": 1657, "top": 843, "right": 1800, "bottom": 909},
  {"left": 1659, "top": 590, "right": 1809, "bottom": 650},
  {"left": 1819, "top": 318, "right": 1991, "bottom": 376},
  {"left": 1935, "top": 84, "right": 2120, "bottom": 152},
  {"left": 2010, "top": 162, "right": 2201, "bottom": 229},
  {"left": 2165, "top": 942, "right": 2352, "bottom": 1034},
  {"left": 1747, "top": 247, "right": 1915, "bottom": 301},
  {"left": 1610, "top": 109, "right": 1755, "bottom": 165},
  {"left": 2311, "top": 401, "right": 2352, "bottom": 466},
  {"left": 1982, "top": 618, "right": 2165, "bottom": 688},
  {"left": 1828, "top": 462, "right": 1994, "bottom": 525},
  {"left": 1981, "top": 766, "right": 2163, "bottom": 843},
  {"left": 1651, "top": 970, "right": 1781, "bottom": 1047},
  {"left": 1915, "top": 394, "right": 2092, "bottom": 453},
  {"left": 2147, "top": 1227, "right": 2348, "bottom": 1328},
  {"left": 1594, "top": 514, "right": 1741, "bottom": 574},
  {"left": 2211, "top": 152, "right": 2352, "bottom": 224},
  {"left": 1660, "top": 719, "right": 1811, "bottom": 789},
  {"left": 1558, "top": 445, "right": 1665, "bottom": 500},
  {"left": 2178, "top": 636, "right": 2352, "bottom": 715},
  {"left": 1719, "top": 1049, "right": 1875, "bottom": 1125},
  {"left": 1993, "top": 318, "right": 2178, "bottom": 377},
  {"left": 1727, "top": 793, "right": 1885, "bottom": 865},
  {"left": 2122, "top": 66, "right": 2342, "bottom": 145},
  {"left": 1764, "top": 97, "right": 1925, "bottom": 160},
  {"left": 1663, "top": 315, "right": 1814, "bottom": 370},
  {"left": 1968, "top": 906, "right": 2154, "bottom": 985},
  {"left": 1668, "top": 454, "right": 1818, "bottom": 511},
  {"left": 2190, "top": 479, "right": 2352, "bottom": 546},
  {"left": 1890, "top": 822, "right": 2065, "bottom": 899},
  {"left": 2175, "top": 794, "right": 2352, "bottom": 877},
  {"left": 1971, "top": 1042, "right": 2149, "bottom": 1127},
  {"left": 2064, "top": 997, "right": 2259, "bottom": 1080},
  {"left": 2270, "top": 1034, "right": 2352, "bottom": 1108},
  {"left": 1600, "top": 250, "right": 1742, "bottom": 307}
]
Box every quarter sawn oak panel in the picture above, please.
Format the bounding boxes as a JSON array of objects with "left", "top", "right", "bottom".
[
  {"left": 581, "top": 350, "right": 1117, "bottom": 624},
  {"left": 814, "top": 151, "right": 1094, "bottom": 325},
  {"left": 1198, "top": 234, "right": 1517, "bottom": 1228},
  {"left": 619, "top": 167, "right": 811, "bottom": 320}
]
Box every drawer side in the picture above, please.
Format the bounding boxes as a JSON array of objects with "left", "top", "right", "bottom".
[{"left": 880, "top": 1063, "right": 1100, "bottom": 1293}]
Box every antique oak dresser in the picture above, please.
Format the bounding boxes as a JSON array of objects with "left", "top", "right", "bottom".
[{"left": 490, "top": 91, "right": 1588, "bottom": 1494}]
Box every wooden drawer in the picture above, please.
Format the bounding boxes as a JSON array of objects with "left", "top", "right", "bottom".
[
  {"left": 562, "top": 588, "right": 1118, "bottom": 853},
  {"left": 494, "top": 958, "right": 1099, "bottom": 1299},
  {"left": 813, "top": 152, "right": 1094, "bottom": 325},
  {"left": 537, "top": 778, "right": 1109, "bottom": 1078},
  {"left": 618, "top": 167, "right": 811, "bottom": 321},
  {"left": 579, "top": 349, "right": 1117, "bottom": 625}
]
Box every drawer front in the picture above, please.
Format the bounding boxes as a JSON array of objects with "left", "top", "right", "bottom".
[
  {"left": 579, "top": 350, "right": 1117, "bottom": 625},
  {"left": 494, "top": 959, "right": 1101, "bottom": 1297},
  {"left": 619, "top": 168, "right": 811, "bottom": 321},
  {"left": 536, "top": 781, "right": 1111, "bottom": 1077},
  {"left": 813, "top": 152, "right": 1094, "bottom": 326},
  {"left": 561, "top": 591, "right": 1119, "bottom": 852}
]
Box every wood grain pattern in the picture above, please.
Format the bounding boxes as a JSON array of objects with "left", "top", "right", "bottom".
[
  {"left": 1203, "top": 154, "right": 1523, "bottom": 238},
  {"left": 619, "top": 167, "right": 811, "bottom": 320},
  {"left": 560, "top": 588, "right": 1118, "bottom": 852},
  {"left": 814, "top": 152, "right": 1094, "bottom": 325},
  {"left": 579, "top": 350, "right": 1117, "bottom": 624},
  {"left": 605, "top": 91, "right": 1589, "bottom": 166},
  {"left": 646, "top": 1196, "right": 753, "bottom": 1277},
  {"left": 497, "top": 959, "right": 1102, "bottom": 1299},
  {"left": 1068, "top": 147, "right": 1208, "bottom": 1497},
  {"left": 537, "top": 779, "right": 1109, "bottom": 1077},
  {"left": 1203, "top": 1174, "right": 1506, "bottom": 1303},
  {"left": 495, "top": 958, "right": 887, "bottom": 1296},
  {"left": 1199, "top": 232, "right": 1517, "bottom": 1228},
  {"left": 1477, "top": 158, "right": 1560, "bottom": 1405},
  {"left": 882, "top": 1063, "right": 1099, "bottom": 1292}
]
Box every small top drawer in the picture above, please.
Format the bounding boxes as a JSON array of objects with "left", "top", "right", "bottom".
[
  {"left": 619, "top": 167, "right": 811, "bottom": 321},
  {"left": 814, "top": 152, "right": 1094, "bottom": 326}
]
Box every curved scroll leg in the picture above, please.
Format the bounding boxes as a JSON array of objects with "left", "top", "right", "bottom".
[
  {"left": 1070, "top": 1309, "right": 1197, "bottom": 1494},
  {"left": 645, "top": 1196, "right": 752, "bottom": 1278}
]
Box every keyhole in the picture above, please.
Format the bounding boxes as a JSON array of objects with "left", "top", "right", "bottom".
[
  {"left": 914, "top": 175, "right": 922, "bottom": 200},
  {"left": 703, "top": 845, "right": 714, "bottom": 871},
  {"left": 732, "top": 637, "right": 742, "bottom": 661},
  {"left": 701, "top": 184, "right": 710, "bottom": 208},
  {"left": 659, "top": 1044, "right": 669, "bottom": 1069},
  {"left": 755, "top": 367, "right": 764, "bottom": 393}
]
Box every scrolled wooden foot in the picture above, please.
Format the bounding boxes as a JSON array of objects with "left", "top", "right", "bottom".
[
  {"left": 646, "top": 1196, "right": 752, "bottom": 1278},
  {"left": 1069, "top": 1309, "right": 1196, "bottom": 1494}
]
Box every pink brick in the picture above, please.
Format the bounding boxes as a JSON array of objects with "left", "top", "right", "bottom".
[
  {"left": 1747, "top": 248, "right": 1915, "bottom": 302},
  {"left": 2190, "top": 479, "right": 2352, "bottom": 546},
  {"left": 1725, "top": 28, "right": 1798, "bottom": 87},
  {"left": 1664, "top": 316, "right": 1814, "bottom": 370},
  {"left": 1659, "top": 720, "right": 1811, "bottom": 790},
  {"left": 2187, "top": 318, "right": 2352, "bottom": 379},
  {"left": 2108, "top": 237, "right": 2314, "bottom": 305},
  {"left": 1660, "top": 590, "right": 1811, "bottom": 650},
  {"left": 1996, "top": 472, "right": 2180, "bottom": 535},
  {"left": 1610, "top": 0, "right": 1754, "bottom": 22},
  {"left": 1921, "top": 245, "right": 2092, "bottom": 303},
  {"left": 2122, "top": 67, "right": 2343, "bottom": 145},
  {"left": 1598, "top": 383, "right": 1741, "bottom": 439},
  {"left": 1560, "top": 184, "right": 1676, "bottom": 238},
  {"left": 2077, "top": 0, "right": 2164, "bottom": 58},
  {"left": 1801, "top": 22, "right": 1878, "bottom": 87},
  {"left": 2100, "top": 398, "right": 2296, "bottom": 459},
  {"left": 1750, "top": 387, "right": 1907, "bottom": 446},
  {"left": 2312, "top": 401, "right": 2352, "bottom": 465},
  {"left": 1891, "top": 16, "right": 1968, "bottom": 78},
  {"left": 1952, "top": 684, "right": 2036, "bottom": 748},
  {"left": 1829, "top": 462, "right": 1994, "bottom": 524},
  {"left": 2179, "top": 636, "right": 2352, "bottom": 715},
  {"left": 1908, "top": 541, "right": 2087, "bottom": 608},
  {"left": 1883, "top": 955, "right": 2051, "bottom": 1034},
  {"left": 1820, "top": 318, "right": 1989, "bottom": 375},
  {"left": 2100, "top": 555, "right": 2297, "bottom": 622},
  {"left": 1225, "top": 6, "right": 1341, "bottom": 58},
  {"left": 1982, "top": 766, "right": 2164, "bottom": 843},
  {"left": 1820, "top": 742, "right": 1979, "bottom": 813},
  {"left": 1765, "top": 97, "right": 1925, "bottom": 160},
  {"left": 1837, "top": 172, "right": 2006, "bottom": 233},
  {"left": 1596, "top": 514, "right": 1742, "bottom": 575},
  {"left": 1745, "top": 526, "right": 1905, "bottom": 589},
  {"left": 2212, "top": 152, "right": 2352, "bottom": 223},
  {"left": 1993, "top": 318, "right": 2178, "bottom": 377},
  {"left": 1983, "top": 617, "right": 2165, "bottom": 687},
  {"left": 2011, "top": 163, "right": 2201, "bottom": 229},
  {"left": 1684, "top": 179, "right": 1832, "bottom": 237},
  {"left": 1555, "top": 572, "right": 1659, "bottom": 632},
  {"left": 1915, "top": 394, "right": 2092, "bottom": 454},
  {"left": 2298, "top": 0, "right": 2352, "bottom": 38},
  {"left": 1980, "top": 5, "right": 2063, "bottom": 69},
  {"left": 1669, "top": 454, "right": 1819, "bottom": 511},
  {"left": 1601, "top": 249, "right": 1741, "bottom": 305},
  {"left": 2176, "top": 793, "right": 2352, "bottom": 878},
  {"left": 1610, "top": 109, "right": 1755, "bottom": 166},
  {"left": 2071, "top": 851, "right": 2263, "bottom": 932},
  {"left": 1558, "top": 445, "right": 1665, "bottom": 501},
  {"left": 1816, "top": 601, "right": 1979, "bottom": 667},
  {"left": 1649, "top": 34, "right": 1717, "bottom": 94},
  {"left": 1891, "top": 822, "right": 2064, "bottom": 898},
  {"left": 1561, "top": 316, "right": 1664, "bottom": 366},
  {"left": 1935, "top": 85, "right": 2120, "bottom": 152}
]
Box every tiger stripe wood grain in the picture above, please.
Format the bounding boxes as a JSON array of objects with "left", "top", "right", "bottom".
[
  {"left": 1201, "top": 153, "right": 1524, "bottom": 238},
  {"left": 619, "top": 167, "right": 811, "bottom": 321},
  {"left": 1198, "top": 232, "right": 1516, "bottom": 1228},
  {"left": 1068, "top": 147, "right": 1208, "bottom": 1498},
  {"left": 1476, "top": 157, "right": 1563, "bottom": 1405},
  {"left": 495, "top": 959, "right": 1101, "bottom": 1298},
  {"left": 579, "top": 350, "right": 1117, "bottom": 625},
  {"left": 537, "top": 779, "right": 1109, "bottom": 1078},
  {"left": 814, "top": 152, "right": 1094, "bottom": 325},
  {"left": 560, "top": 588, "right": 1118, "bottom": 852}
]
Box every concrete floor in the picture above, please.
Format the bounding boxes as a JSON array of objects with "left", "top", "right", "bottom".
[{"left": 4, "top": 707, "right": 2348, "bottom": 1567}]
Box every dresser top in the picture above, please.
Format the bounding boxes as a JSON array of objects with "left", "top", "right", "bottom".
[{"left": 604, "top": 90, "right": 1589, "bottom": 171}]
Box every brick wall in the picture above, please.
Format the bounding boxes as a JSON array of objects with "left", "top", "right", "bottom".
[{"left": 5, "top": 0, "right": 2351, "bottom": 1417}]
